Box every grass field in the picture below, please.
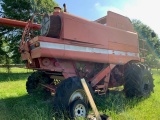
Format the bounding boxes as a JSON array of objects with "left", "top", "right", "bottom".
[{"left": 0, "top": 67, "right": 160, "bottom": 120}]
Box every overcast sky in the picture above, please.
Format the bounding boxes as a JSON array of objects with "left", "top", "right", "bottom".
[{"left": 58, "top": 0, "right": 159, "bottom": 37}]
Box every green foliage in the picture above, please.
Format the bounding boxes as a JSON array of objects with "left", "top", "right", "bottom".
[
  {"left": 30, "top": 0, "right": 58, "bottom": 14},
  {"left": 1, "top": 0, "right": 31, "bottom": 20},
  {"left": 0, "top": 37, "right": 6, "bottom": 62},
  {"left": 0, "top": 37, "right": 12, "bottom": 70},
  {"left": 0, "top": 0, "right": 31, "bottom": 64},
  {"left": 132, "top": 20, "right": 160, "bottom": 67}
]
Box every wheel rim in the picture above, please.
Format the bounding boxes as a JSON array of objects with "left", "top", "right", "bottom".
[
  {"left": 74, "top": 104, "right": 86, "bottom": 117},
  {"left": 69, "top": 90, "right": 87, "bottom": 105}
]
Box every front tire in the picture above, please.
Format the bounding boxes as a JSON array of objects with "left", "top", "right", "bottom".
[
  {"left": 54, "top": 77, "right": 93, "bottom": 112},
  {"left": 124, "top": 63, "right": 154, "bottom": 98}
]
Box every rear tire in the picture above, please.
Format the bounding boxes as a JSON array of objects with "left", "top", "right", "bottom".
[
  {"left": 26, "top": 71, "right": 52, "bottom": 98},
  {"left": 124, "top": 63, "right": 154, "bottom": 98}
]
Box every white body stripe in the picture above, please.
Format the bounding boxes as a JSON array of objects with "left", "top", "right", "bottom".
[{"left": 40, "top": 42, "right": 139, "bottom": 57}]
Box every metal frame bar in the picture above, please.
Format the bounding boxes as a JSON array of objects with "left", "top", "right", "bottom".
[{"left": 91, "top": 64, "right": 115, "bottom": 87}]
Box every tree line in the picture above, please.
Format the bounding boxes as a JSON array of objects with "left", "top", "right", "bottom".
[{"left": 132, "top": 20, "right": 160, "bottom": 68}]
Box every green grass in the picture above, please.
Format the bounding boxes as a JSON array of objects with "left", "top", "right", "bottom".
[{"left": 0, "top": 68, "right": 160, "bottom": 120}]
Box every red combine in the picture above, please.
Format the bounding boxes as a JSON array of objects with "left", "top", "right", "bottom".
[{"left": 0, "top": 6, "right": 154, "bottom": 118}]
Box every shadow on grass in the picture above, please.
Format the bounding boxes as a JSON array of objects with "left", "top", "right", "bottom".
[
  {"left": 0, "top": 72, "right": 32, "bottom": 82},
  {"left": 94, "top": 89, "right": 147, "bottom": 114},
  {"left": 0, "top": 93, "right": 71, "bottom": 120},
  {"left": 0, "top": 94, "right": 55, "bottom": 120}
]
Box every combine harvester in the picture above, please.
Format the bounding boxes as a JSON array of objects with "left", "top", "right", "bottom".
[{"left": 0, "top": 4, "right": 154, "bottom": 119}]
